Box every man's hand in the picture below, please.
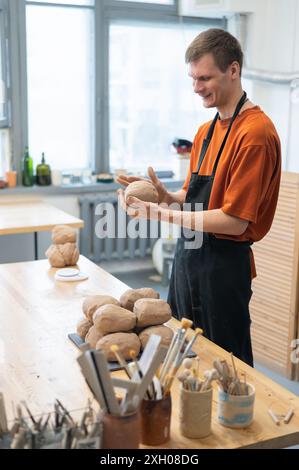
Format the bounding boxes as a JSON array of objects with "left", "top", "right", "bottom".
[
  {"left": 117, "top": 167, "right": 169, "bottom": 204},
  {"left": 117, "top": 189, "right": 162, "bottom": 220}
]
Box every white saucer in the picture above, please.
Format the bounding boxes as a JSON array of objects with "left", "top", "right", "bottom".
[
  {"left": 55, "top": 271, "right": 89, "bottom": 282},
  {"left": 56, "top": 268, "right": 80, "bottom": 277}
]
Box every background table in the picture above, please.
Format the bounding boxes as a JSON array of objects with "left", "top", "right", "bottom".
[
  {"left": 0, "top": 200, "right": 84, "bottom": 259},
  {"left": 1, "top": 256, "right": 299, "bottom": 448}
]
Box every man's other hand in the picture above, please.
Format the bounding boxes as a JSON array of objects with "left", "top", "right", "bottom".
[{"left": 117, "top": 167, "right": 169, "bottom": 204}]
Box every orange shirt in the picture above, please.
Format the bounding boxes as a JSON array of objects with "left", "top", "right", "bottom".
[{"left": 182, "top": 106, "right": 281, "bottom": 277}]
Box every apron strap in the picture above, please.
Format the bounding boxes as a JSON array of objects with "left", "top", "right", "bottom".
[
  {"left": 195, "top": 112, "right": 219, "bottom": 174},
  {"left": 212, "top": 92, "right": 247, "bottom": 176},
  {"left": 196, "top": 91, "right": 247, "bottom": 175}
]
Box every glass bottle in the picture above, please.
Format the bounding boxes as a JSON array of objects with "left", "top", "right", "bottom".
[
  {"left": 21, "top": 146, "right": 34, "bottom": 187},
  {"left": 36, "top": 152, "right": 52, "bottom": 186}
]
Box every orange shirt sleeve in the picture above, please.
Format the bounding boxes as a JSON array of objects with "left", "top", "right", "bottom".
[{"left": 221, "top": 144, "right": 276, "bottom": 223}]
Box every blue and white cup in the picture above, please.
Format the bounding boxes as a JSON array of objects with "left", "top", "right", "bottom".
[{"left": 217, "top": 383, "right": 255, "bottom": 428}]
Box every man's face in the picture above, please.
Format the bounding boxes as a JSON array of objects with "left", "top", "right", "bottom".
[{"left": 188, "top": 53, "right": 236, "bottom": 109}]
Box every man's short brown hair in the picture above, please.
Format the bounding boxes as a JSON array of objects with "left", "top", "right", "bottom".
[{"left": 185, "top": 28, "right": 243, "bottom": 75}]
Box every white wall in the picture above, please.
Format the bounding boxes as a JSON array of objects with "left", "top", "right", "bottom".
[
  {"left": 241, "top": 0, "right": 299, "bottom": 171},
  {"left": 181, "top": 0, "right": 299, "bottom": 172}
]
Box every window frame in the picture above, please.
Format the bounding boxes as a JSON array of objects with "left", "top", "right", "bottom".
[
  {"left": 9, "top": 0, "right": 225, "bottom": 175},
  {"left": 97, "top": 0, "right": 225, "bottom": 172},
  {"left": 0, "top": 1, "right": 10, "bottom": 129}
]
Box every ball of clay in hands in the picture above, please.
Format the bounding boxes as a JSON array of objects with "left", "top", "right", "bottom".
[
  {"left": 83, "top": 295, "right": 120, "bottom": 322},
  {"left": 45, "top": 242, "right": 79, "bottom": 268},
  {"left": 77, "top": 317, "right": 93, "bottom": 339},
  {"left": 134, "top": 298, "right": 172, "bottom": 327},
  {"left": 52, "top": 225, "right": 77, "bottom": 244},
  {"left": 139, "top": 325, "right": 174, "bottom": 350},
  {"left": 96, "top": 332, "right": 141, "bottom": 361},
  {"left": 120, "top": 288, "right": 159, "bottom": 312},
  {"left": 93, "top": 304, "right": 136, "bottom": 335},
  {"left": 125, "top": 180, "right": 159, "bottom": 204},
  {"left": 85, "top": 325, "right": 104, "bottom": 349}
]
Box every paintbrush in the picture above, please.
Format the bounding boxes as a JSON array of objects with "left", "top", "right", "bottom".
[
  {"left": 159, "top": 318, "right": 193, "bottom": 384},
  {"left": 178, "top": 328, "right": 203, "bottom": 364},
  {"left": 162, "top": 328, "right": 203, "bottom": 392}
]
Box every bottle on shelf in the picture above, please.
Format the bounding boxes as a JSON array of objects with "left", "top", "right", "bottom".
[
  {"left": 36, "top": 152, "right": 52, "bottom": 186},
  {"left": 21, "top": 146, "right": 34, "bottom": 187}
]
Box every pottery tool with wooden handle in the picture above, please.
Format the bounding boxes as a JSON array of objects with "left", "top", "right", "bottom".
[
  {"left": 110, "top": 345, "right": 132, "bottom": 379},
  {"left": 159, "top": 318, "right": 193, "bottom": 383}
]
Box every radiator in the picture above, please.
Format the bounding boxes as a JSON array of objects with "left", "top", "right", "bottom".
[{"left": 79, "top": 193, "right": 160, "bottom": 262}]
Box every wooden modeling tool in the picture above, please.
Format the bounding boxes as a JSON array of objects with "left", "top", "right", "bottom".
[
  {"left": 284, "top": 408, "right": 294, "bottom": 424},
  {"left": 111, "top": 377, "right": 140, "bottom": 415},
  {"left": 110, "top": 345, "right": 132, "bottom": 378},
  {"left": 129, "top": 350, "right": 143, "bottom": 380},
  {"left": 268, "top": 408, "right": 280, "bottom": 425}
]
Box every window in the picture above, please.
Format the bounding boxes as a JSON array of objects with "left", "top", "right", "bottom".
[
  {"left": 0, "top": 1, "right": 10, "bottom": 177},
  {"left": 28, "top": 0, "right": 94, "bottom": 5},
  {"left": 10, "top": 1, "right": 223, "bottom": 176},
  {"left": 26, "top": 1, "right": 95, "bottom": 170},
  {"left": 109, "top": 22, "right": 215, "bottom": 172},
  {"left": 117, "top": 0, "right": 174, "bottom": 3}
]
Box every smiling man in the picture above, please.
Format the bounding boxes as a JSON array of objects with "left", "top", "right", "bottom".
[{"left": 117, "top": 29, "right": 281, "bottom": 366}]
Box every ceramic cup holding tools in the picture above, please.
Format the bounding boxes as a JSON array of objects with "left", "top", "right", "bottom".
[
  {"left": 179, "top": 385, "right": 213, "bottom": 438},
  {"left": 217, "top": 383, "right": 255, "bottom": 428},
  {"left": 102, "top": 410, "right": 140, "bottom": 449},
  {"left": 140, "top": 393, "right": 172, "bottom": 446}
]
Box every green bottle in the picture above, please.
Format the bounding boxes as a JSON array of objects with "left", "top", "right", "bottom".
[
  {"left": 21, "top": 146, "right": 34, "bottom": 187},
  {"left": 36, "top": 152, "right": 52, "bottom": 186}
]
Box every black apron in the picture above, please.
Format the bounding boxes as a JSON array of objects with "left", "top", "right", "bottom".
[{"left": 167, "top": 92, "right": 254, "bottom": 367}]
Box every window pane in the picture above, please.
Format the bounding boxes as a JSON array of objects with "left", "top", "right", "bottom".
[
  {"left": 0, "top": 129, "right": 10, "bottom": 177},
  {"left": 26, "top": 5, "right": 95, "bottom": 170},
  {"left": 109, "top": 23, "right": 214, "bottom": 173},
  {"left": 0, "top": 23, "right": 5, "bottom": 121},
  {"left": 28, "top": 1, "right": 94, "bottom": 6},
  {"left": 117, "top": 0, "right": 173, "bottom": 4},
  {"left": 0, "top": 10, "right": 7, "bottom": 123}
]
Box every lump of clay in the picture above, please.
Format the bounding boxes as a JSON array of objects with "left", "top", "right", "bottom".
[
  {"left": 45, "top": 244, "right": 65, "bottom": 268},
  {"left": 76, "top": 317, "right": 93, "bottom": 339},
  {"left": 139, "top": 325, "right": 174, "bottom": 350},
  {"left": 45, "top": 242, "right": 79, "bottom": 268},
  {"left": 93, "top": 304, "right": 136, "bottom": 335},
  {"left": 85, "top": 325, "right": 104, "bottom": 349},
  {"left": 125, "top": 180, "right": 159, "bottom": 204},
  {"left": 52, "top": 225, "right": 77, "bottom": 245},
  {"left": 96, "top": 332, "right": 141, "bottom": 361},
  {"left": 120, "top": 288, "right": 159, "bottom": 312},
  {"left": 134, "top": 298, "right": 172, "bottom": 328},
  {"left": 59, "top": 243, "right": 79, "bottom": 265},
  {"left": 82, "top": 295, "right": 120, "bottom": 322}
]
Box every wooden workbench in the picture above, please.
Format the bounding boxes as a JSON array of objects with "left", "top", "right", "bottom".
[
  {"left": 0, "top": 200, "right": 84, "bottom": 260},
  {"left": 0, "top": 256, "right": 299, "bottom": 449},
  {"left": 0, "top": 200, "right": 84, "bottom": 235}
]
